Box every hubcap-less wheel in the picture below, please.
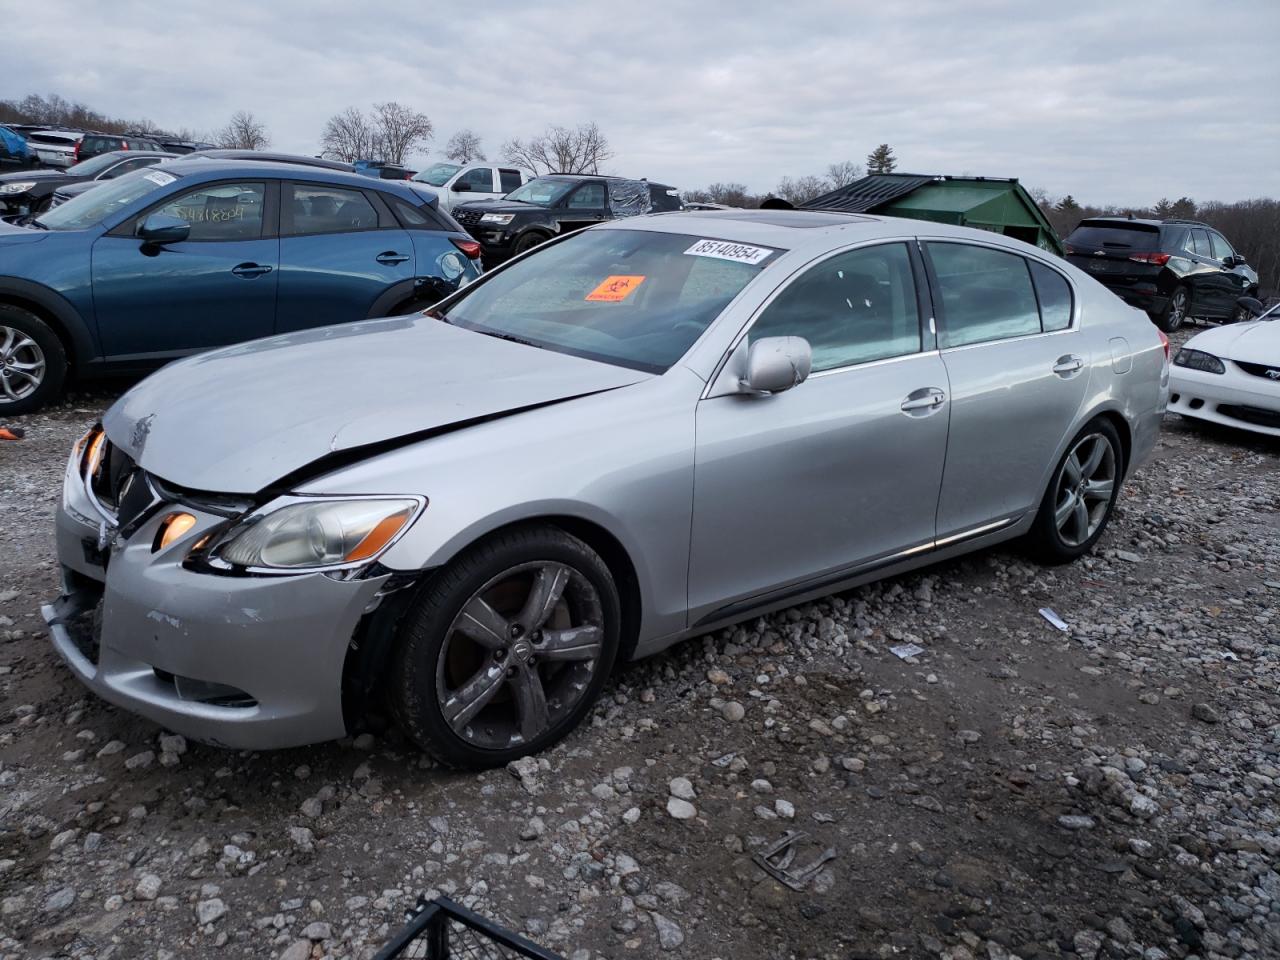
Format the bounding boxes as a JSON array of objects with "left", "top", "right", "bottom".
[
  {"left": 436, "top": 561, "right": 604, "bottom": 750},
  {"left": 1052, "top": 433, "right": 1117, "bottom": 547},
  {"left": 0, "top": 325, "right": 46, "bottom": 404},
  {"left": 1166, "top": 289, "right": 1187, "bottom": 330}
]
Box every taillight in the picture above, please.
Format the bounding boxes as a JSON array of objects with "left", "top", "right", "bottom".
[
  {"left": 1063, "top": 244, "right": 1076, "bottom": 256},
  {"left": 121, "top": 142, "right": 129, "bottom": 151},
  {"left": 1158, "top": 329, "right": 1170, "bottom": 362},
  {"left": 1128, "top": 252, "right": 1170, "bottom": 266},
  {"left": 451, "top": 238, "right": 482, "bottom": 260},
  {"left": 73, "top": 141, "right": 81, "bottom": 161}
]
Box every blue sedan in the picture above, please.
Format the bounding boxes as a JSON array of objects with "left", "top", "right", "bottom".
[{"left": 0, "top": 159, "right": 483, "bottom": 414}]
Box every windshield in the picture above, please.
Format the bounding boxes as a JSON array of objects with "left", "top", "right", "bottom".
[
  {"left": 436, "top": 229, "right": 782, "bottom": 373},
  {"left": 36, "top": 167, "right": 178, "bottom": 231},
  {"left": 65, "top": 152, "right": 131, "bottom": 177},
  {"left": 413, "top": 162, "right": 461, "bottom": 187},
  {"left": 504, "top": 178, "right": 576, "bottom": 206}
]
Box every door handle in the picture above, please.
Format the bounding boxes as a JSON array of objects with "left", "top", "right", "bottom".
[
  {"left": 1052, "top": 355, "right": 1085, "bottom": 377},
  {"left": 900, "top": 387, "right": 947, "bottom": 414},
  {"left": 231, "top": 262, "right": 272, "bottom": 279},
  {"left": 376, "top": 251, "right": 410, "bottom": 265}
]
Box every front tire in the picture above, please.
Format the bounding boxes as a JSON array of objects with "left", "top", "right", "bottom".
[
  {"left": 391, "top": 524, "right": 621, "bottom": 769},
  {"left": 1027, "top": 418, "right": 1124, "bottom": 565},
  {"left": 0, "top": 304, "right": 66, "bottom": 416},
  {"left": 512, "top": 232, "right": 548, "bottom": 256},
  {"left": 1153, "top": 286, "right": 1189, "bottom": 333}
]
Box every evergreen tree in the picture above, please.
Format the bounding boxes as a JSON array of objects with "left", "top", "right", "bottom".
[{"left": 865, "top": 143, "right": 897, "bottom": 174}]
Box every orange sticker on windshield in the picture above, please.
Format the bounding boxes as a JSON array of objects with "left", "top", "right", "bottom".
[{"left": 585, "top": 275, "right": 645, "bottom": 302}]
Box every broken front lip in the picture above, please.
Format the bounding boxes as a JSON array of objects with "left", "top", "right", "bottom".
[{"left": 103, "top": 313, "right": 649, "bottom": 494}]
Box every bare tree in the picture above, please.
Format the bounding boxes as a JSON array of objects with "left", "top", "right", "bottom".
[
  {"left": 216, "top": 111, "right": 270, "bottom": 150},
  {"left": 825, "top": 160, "right": 863, "bottom": 189},
  {"left": 445, "top": 129, "right": 485, "bottom": 163},
  {"left": 320, "top": 107, "right": 378, "bottom": 162},
  {"left": 774, "top": 174, "right": 832, "bottom": 205},
  {"left": 502, "top": 122, "right": 611, "bottom": 175},
  {"left": 370, "top": 102, "right": 433, "bottom": 165}
]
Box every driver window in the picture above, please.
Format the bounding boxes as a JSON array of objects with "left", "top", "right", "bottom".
[
  {"left": 567, "top": 182, "right": 605, "bottom": 209},
  {"left": 152, "top": 182, "right": 265, "bottom": 241},
  {"left": 749, "top": 243, "right": 922, "bottom": 372}
]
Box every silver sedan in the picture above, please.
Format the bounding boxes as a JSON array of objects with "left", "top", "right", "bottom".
[{"left": 46, "top": 210, "right": 1169, "bottom": 768}]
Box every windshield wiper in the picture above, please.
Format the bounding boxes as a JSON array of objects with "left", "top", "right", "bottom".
[
  {"left": 25, "top": 218, "right": 49, "bottom": 230},
  {"left": 473, "top": 328, "right": 546, "bottom": 350}
]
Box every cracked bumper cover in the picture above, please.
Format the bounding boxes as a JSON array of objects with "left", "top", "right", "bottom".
[{"left": 46, "top": 458, "right": 390, "bottom": 750}]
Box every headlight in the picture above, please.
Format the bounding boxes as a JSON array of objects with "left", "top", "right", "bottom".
[
  {"left": 216, "top": 498, "right": 422, "bottom": 570},
  {"left": 479, "top": 213, "right": 514, "bottom": 225},
  {"left": 1172, "top": 348, "right": 1226, "bottom": 374},
  {"left": 0, "top": 182, "right": 36, "bottom": 195}
]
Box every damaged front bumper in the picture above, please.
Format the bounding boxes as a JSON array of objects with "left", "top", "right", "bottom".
[{"left": 45, "top": 438, "right": 391, "bottom": 750}]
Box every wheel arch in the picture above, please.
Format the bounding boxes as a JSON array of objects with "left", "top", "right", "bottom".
[{"left": 0, "top": 278, "right": 96, "bottom": 373}]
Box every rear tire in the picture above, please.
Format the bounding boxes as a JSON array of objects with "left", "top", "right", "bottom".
[
  {"left": 1027, "top": 417, "right": 1124, "bottom": 565},
  {"left": 391, "top": 524, "right": 621, "bottom": 769},
  {"left": 0, "top": 304, "right": 67, "bottom": 416},
  {"left": 1154, "top": 286, "right": 1189, "bottom": 333}
]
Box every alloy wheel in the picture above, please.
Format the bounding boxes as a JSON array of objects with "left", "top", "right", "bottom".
[
  {"left": 0, "top": 325, "right": 46, "bottom": 403},
  {"left": 435, "top": 561, "right": 604, "bottom": 750},
  {"left": 1052, "top": 433, "right": 1117, "bottom": 548},
  {"left": 1167, "top": 290, "right": 1187, "bottom": 329}
]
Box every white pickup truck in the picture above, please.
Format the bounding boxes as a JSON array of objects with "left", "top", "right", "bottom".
[{"left": 409, "top": 161, "right": 528, "bottom": 213}]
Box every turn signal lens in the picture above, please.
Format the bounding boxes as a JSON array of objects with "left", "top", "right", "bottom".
[
  {"left": 344, "top": 513, "right": 412, "bottom": 562},
  {"left": 84, "top": 430, "right": 107, "bottom": 477},
  {"left": 156, "top": 512, "right": 197, "bottom": 551}
]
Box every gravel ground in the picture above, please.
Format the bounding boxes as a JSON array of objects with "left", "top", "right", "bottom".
[{"left": 1, "top": 337, "right": 1278, "bottom": 960}]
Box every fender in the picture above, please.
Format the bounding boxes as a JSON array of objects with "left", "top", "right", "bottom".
[{"left": 0, "top": 276, "right": 99, "bottom": 370}]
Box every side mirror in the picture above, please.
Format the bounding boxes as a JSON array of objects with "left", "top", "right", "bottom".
[
  {"left": 451, "top": 181, "right": 472, "bottom": 192},
  {"left": 137, "top": 213, "right": 189, "bottom": 245},
  {"left": 742, "top": 336, "right": 812, "bottom": 394},
  {"left": 1221, "top": 254, "right": 1236, "bottom": 268},
  {"left": 1235, "top": 295, "right": 1266, "bottom": 318}
]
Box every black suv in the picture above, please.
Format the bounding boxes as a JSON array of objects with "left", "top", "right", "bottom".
[
  {"left": 0, "top": 149, "right": 175, "bottom": 215},
  {"left": 1064, "top": 218, "right": 1260, "bottom": 331},
  {"left": 453, "top": 174, "right": 682, "bottom": 263},
  {"left": 75, "top": 132, "right": 165, "bottom": 163}
]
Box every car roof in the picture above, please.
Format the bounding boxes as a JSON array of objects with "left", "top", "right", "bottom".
[
  {"left": 165, "top": 158, "right": 430, "bottom": 201},
  {"left": 598, "top": 208, "right": 1065, "bottom": 261},
  {"left": 93, "top": 149, "right": 178, "bottom": 160},
  {"left": 180, "top": 149, "right": 354, "bottom": 172}
]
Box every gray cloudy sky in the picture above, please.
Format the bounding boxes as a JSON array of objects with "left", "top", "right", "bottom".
[{"left": 9, "top": 0, "right": 1279, "bottom": 204}]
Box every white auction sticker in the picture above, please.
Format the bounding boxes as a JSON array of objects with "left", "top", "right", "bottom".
[
  {"left": 143, "top": 170, "right": 177, "bottom": 187},
  {"left": 683, "top": 238, "right": 774, "bottom": 265}
]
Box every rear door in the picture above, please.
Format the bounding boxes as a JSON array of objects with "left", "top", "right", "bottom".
[
  {"left": 926, "top": 240, "right": 1088, "bottom": 540},
  {"left": 275, "top": 180, "right": 415, "bottom": 333},
  {"left": 498, "top": 168, "right": 523, "bottom": 195},
  {"left": 92, "top": 178, "right": 279, "bottom": 360}
]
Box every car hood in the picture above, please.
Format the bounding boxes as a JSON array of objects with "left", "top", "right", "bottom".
[
  {"left": 1185, "top": 320, "right": 1280, "bottom": 366},
  {"left": 0, "top": 169, "right": 66, "bottom": 185},
  {"left": 454, "top": 199, "right": 545, "bottom": 216},
  {"left": 0, "top": 219, "right": 49, "bottom": 245},
  {"left": 103, "top": 315, "right": 650, "bottom": 494}
]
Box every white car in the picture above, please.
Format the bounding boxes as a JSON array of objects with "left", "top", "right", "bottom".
[
  {"left": 1168, "top": 299, "right": 1280, "bottom": 436},
  {"left": 26, "top": 130, "right": 82, "bottom": 168},
  {"left": 409, "top": 161, "right": 527, "bottom": 213}
]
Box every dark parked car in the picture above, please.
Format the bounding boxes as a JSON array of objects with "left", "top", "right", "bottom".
[
  {"left": 0, "top": 160, "right": 482, "bottom": 414},
  {"left": 452, "top": 174, "right": 682, "bottom": 263},
  {"left": 180, "top": 149, "right": 354, "bottom": 172},
  {"left": 75, "top": 132, "right": 165, "bottom": 163},
  {"left": 156, "top": 138, "right": 217, "bottom": 155},
  {"left": 1064, "top": 218, "right": 1260, "bottom": 331},
  {"left": 0, "top": 150, "right": 175, "bottom": 215}
]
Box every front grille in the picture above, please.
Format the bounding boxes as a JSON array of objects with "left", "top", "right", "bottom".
[
  {"left": 49, "top": 192, "right": 69, "bottom": 208},
  {"left": 1218, "top": 404, "right": 1280, "bottom": 429},
  {"left": 1234, "top": 360, "right": 1280, "bottom": 382},
  {"left": 453, "top": 208, "right": 482, "bottom": 226}
]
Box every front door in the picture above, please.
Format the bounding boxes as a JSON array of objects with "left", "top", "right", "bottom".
[
  {"left": 557, "top": 181, "right": 608, "bottom": 234},
  {"left": 688, "top": 241, "right": 949, "bottom": 621},
  {"left": 925, "top": 241, "right": 1090, "bottom": 539},
  {"left": 92, "top": 179, "right": 278, "bottom": 361},
  {"left": 275, "top": 181, "right": 415, "bottom": 333}
]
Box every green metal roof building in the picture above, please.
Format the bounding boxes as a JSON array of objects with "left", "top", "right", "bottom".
[{"left": 801, "top": 174, "right": 1064, "bottom": 255}]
